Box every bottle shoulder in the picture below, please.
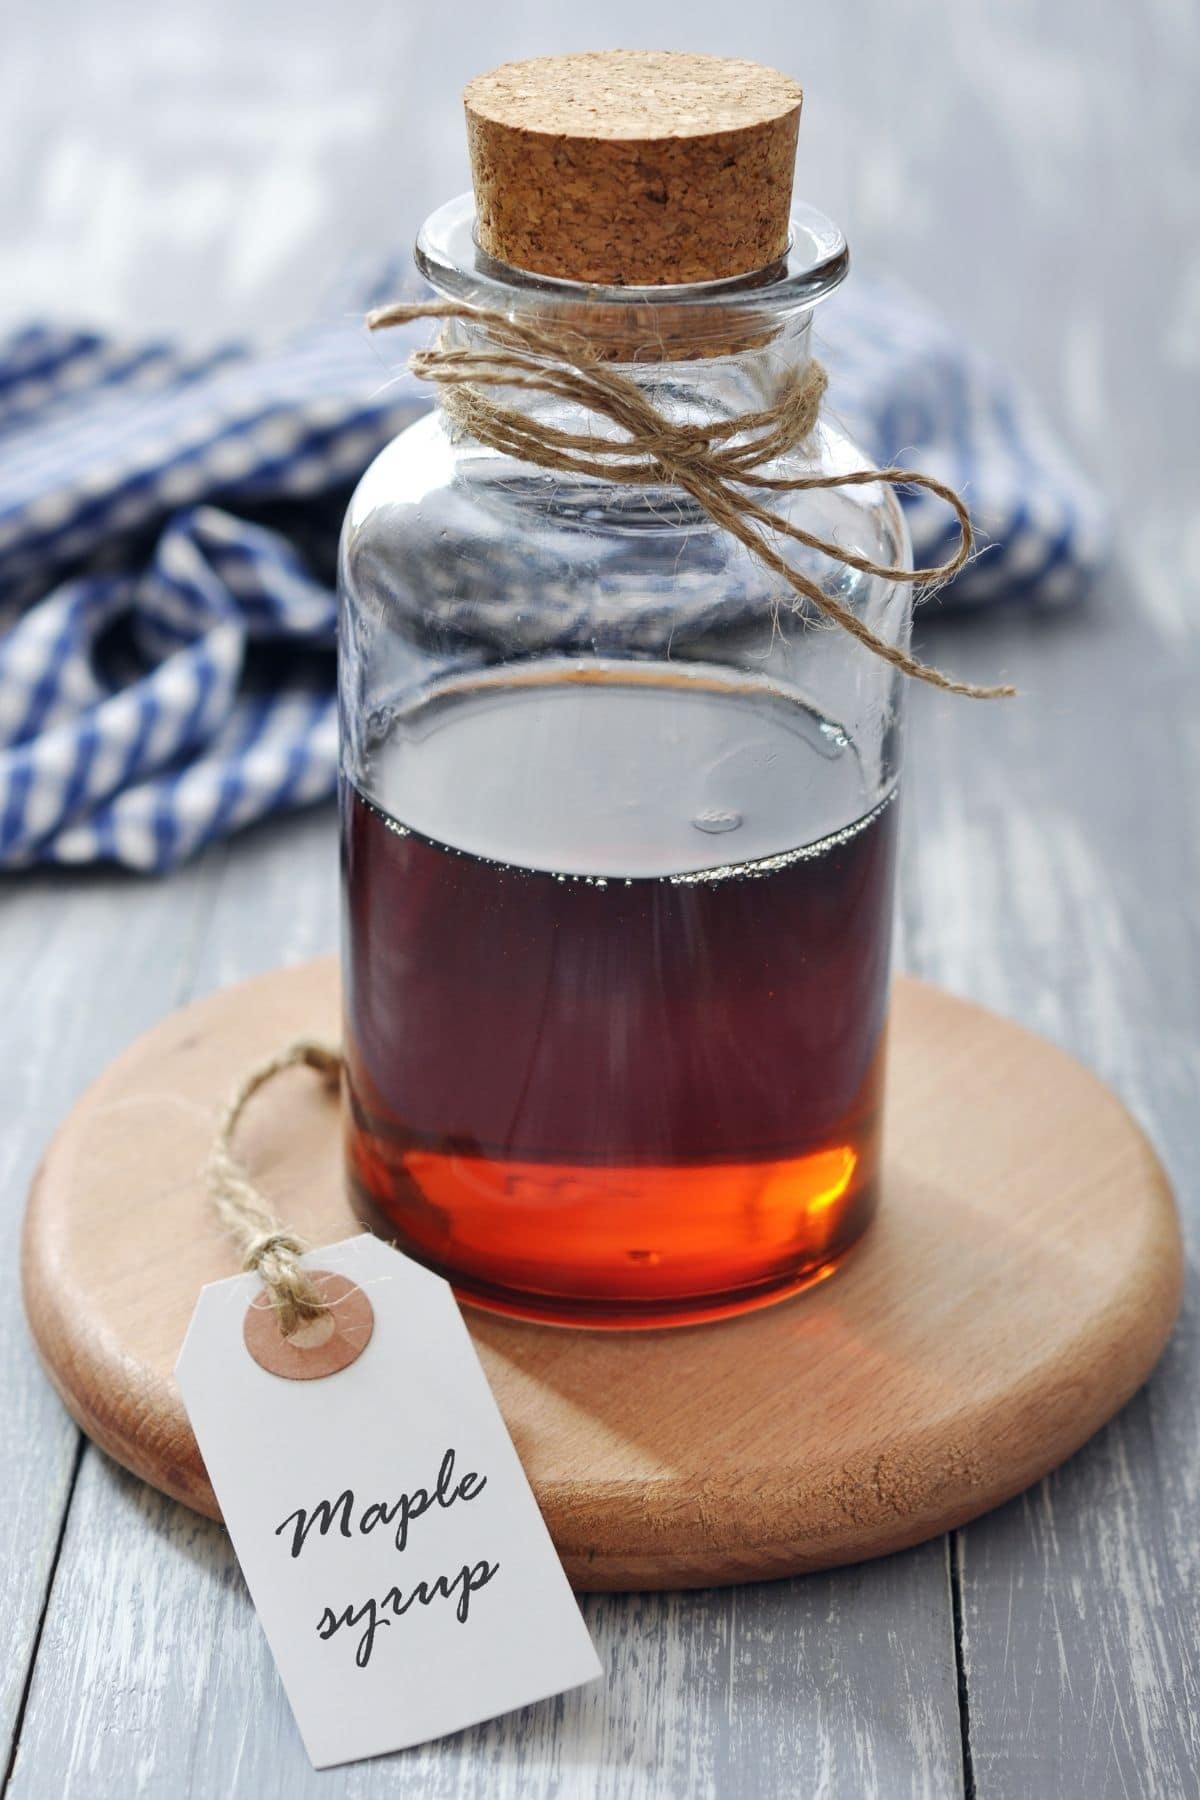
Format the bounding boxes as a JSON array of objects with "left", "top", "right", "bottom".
[
  {"left": 345, "top": 407, "right": 902, "bottom": 536},
  {"left": 344, "top": 411, "right": 455, "bottom": 531}
]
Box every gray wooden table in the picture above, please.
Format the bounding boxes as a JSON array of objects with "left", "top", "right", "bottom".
[{"left": 2, "top": 3, "right": 1197, "bottom": 1795}]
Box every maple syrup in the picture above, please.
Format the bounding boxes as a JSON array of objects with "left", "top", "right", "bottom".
[{"left": 342, "top": 667, "right": 897, "bottom": 1326}]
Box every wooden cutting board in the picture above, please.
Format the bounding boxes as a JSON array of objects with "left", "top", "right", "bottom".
[{"left": 21, "top": 958, "right": 1181, "bottom": 1591}]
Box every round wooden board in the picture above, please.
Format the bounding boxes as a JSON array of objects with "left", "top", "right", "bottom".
[{"left": 22, "top": 958, "right": 1182, "bottom": 1591}]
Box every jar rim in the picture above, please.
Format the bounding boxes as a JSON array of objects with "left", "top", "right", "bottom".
[{"left": 414, "top": 192, "right": 849, "bottom": 323}]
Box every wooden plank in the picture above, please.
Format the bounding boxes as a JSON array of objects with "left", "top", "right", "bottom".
[
  {"left": 0, "top": 859, "right": 222, "bottom": 1772},
  {"left": 888, "top": 2, "right": 1200, "bottom": 1772},
  {"left": 0, "top": 814, "right": 330, "bottom": 1788},
  {"left": 899, "top": 579, "right": 1200, "bottom": 1798},
  {"left": 719, "top": 1546, "right": 963, "bottom": 1800},
  {"left": 10, "top": 1454, "right": 963, "bottom": 1800},
  {"left": 184, "top": 812, "right": 340, "bottom": 1000},
  {"left": 7, "top": 808, "right": 965, "bottom": 1798}
]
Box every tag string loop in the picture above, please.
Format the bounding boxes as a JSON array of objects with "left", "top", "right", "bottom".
[{"left": 206, "top": 1041, "right": 343, "bottom": 1337}]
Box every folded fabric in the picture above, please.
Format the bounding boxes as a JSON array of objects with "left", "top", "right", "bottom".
[{"left": 0, "top": 279, "right": 1109, "bottom": 871}]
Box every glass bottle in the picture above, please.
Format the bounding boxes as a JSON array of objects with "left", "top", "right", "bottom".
[{"left": 338, "top": 190, "right": 910, "bottom": 1328}]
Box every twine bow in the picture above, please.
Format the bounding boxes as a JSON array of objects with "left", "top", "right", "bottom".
[
  {"left": 368, "top": 299, "right": 1014, "bottom": 699},
  {"left": 206, "top": 1040, "right": 343, "bottom": 1337}
]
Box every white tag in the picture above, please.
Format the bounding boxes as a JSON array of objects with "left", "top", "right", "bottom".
[{"left": 176, "top": 1234, "right": 601, "bottom": 1769}]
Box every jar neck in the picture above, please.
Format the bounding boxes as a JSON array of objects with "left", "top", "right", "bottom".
[
  {"left": 445, "top": 308, "right": 816, "bottom": 438},
  {"left": 415, "top": 195, "right": 846, "bottom": 442}
]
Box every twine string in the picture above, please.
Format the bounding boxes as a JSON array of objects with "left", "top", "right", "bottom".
[
  {"left": 206, "top": 1040, "right": 343, "bottom": 1338},
  {"left": 368, "top": 298, "right": 1014, "bottom": 700}
]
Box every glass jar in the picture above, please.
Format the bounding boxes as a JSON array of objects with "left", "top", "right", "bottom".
[{"left": 338, "top": 194, "right": 910, "bottom": 1327}]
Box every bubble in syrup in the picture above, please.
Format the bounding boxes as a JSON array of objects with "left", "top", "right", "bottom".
[
  {"left": 692, "top": 807, "right": 742, "bottom": 835},
  {"left": 818, "top": 720, "right": 849, "bottom": 754}
]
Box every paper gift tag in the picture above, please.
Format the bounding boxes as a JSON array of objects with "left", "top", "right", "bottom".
[{"left": 176, "top": 1234, "right": 601, "bottom": 1769}]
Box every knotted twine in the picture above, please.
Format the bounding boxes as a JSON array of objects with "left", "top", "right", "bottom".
[
  {"left": 368, "top": 298, "right": 1015, "bottom": 700},
  {"left": 206, "top": 1040, "right": 343, "bottom": 1336}
]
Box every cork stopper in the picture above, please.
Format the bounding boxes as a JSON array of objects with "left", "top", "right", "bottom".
[{"left": 464, "top": 51, "right": 802, "bottom": 286}]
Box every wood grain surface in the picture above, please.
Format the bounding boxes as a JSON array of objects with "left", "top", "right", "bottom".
[
  {"left": 2, "top": 0, "right": 1197, "bottom": 1794},
  {"left": 20, "top": 958, "right": 1182, "bottom": 1587}
]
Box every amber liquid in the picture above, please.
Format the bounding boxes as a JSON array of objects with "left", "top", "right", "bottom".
[{"left": 342, "top": 669, "right": 897, "bottom": 1326}]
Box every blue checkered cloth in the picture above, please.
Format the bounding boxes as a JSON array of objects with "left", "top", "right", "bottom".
[{"left": 0, "top": 277, "right": 1108, "bottom": 871}]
